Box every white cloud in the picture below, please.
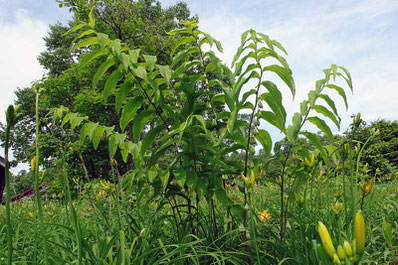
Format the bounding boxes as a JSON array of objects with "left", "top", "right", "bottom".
[
  {"left": 195, "top": 0, "right": 398, "bottom": 142},
  {"left": 0, "top": 9, "right": 47, "bottom": 123},
  {"left": 0, "top": 9, "right": 48, "bottom": 173}
]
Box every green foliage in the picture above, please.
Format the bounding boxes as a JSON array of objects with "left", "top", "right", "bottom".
[
  {"left": 347, "top": 119, "right": 398, "bottom": 179},
  {"left": 2, "top": 0, "right": 194, "bottom": 182},
  {"left": 3, "top": 3, "right": 397, "bottom": 264}
]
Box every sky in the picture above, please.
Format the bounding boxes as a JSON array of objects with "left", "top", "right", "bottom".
[{"left": 0, "top": 0, "right": 397, "bottom": 172}]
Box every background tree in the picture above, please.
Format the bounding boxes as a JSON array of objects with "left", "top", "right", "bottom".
[{"left": 0, "top": 0, "right": 193, "bottom": 188}]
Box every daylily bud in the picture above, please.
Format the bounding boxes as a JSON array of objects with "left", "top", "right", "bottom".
[
  {"left": 343, "top": 240, "right": 352, "bottom": 257},
  {"left": 365, "top": 179, "right": 373, "bottom": 196},
  {"left": 318, "top": 221, "right": 336, "bottom": 259},
  {"left": 305, "top": 154, "right": 315, "bottom": 167},
  {"left": 355, "top": 142, "right": 361, "bottom": 154},
  {"left": 27, "top": 212, "right": 34, "bottom": 219},
  {"left": 354, "top": 211, "right": 365, "bottom": 256},
  {"left": 40, "top": 169, "right": 46, "bottom": 181},
  {"left": 337, "top": 245, "right": 346, "bottom": 261},
  {"left": 333, "top": 253, "right": 340, "bottom": 264},
  {"left": 31, "top": 156, "right": 37, "bottom": 172},
  {"left": 250, "top": 171, "right": 255, "bottom": 187},
  {"left": 354, "top": 113, "right": 361, "bottom": 126},
  {"left": 344, "top": 143, "right": 350, "bottom": 155},
  {"left": 241, "top": 173, "right": 251, "bottom": 187},
  {"left": 6, "top": 105, "right": 15, "bottom": 125}
]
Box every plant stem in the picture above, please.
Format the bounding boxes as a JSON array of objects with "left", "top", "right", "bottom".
[
  {"left": 61, "top": 149, "right": 83, "bottom": 264},
  {"left": 4, "top": 124, "right": 13, "bottom": 265},
  {"left": 34, "top": 92, "right": 49, "bottom": 265}
]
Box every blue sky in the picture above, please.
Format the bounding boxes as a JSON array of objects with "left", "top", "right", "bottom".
[{"left": 1, "top": 0, "right": 398, "bottom": 171}]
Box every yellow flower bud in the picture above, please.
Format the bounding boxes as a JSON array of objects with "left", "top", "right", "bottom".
[
  {"left": 318, "top": 221, "right": 336, "bottom": 259},
  {"left": 40, "top": 169, "right": 46, "bottom": 181},
  {"left": 354, "top": 211, "right": 365, "bottom": 256},
  {"left": 343, "top": 240, "right": 352, "bottom": 257},
  {"left": 343, "top": 143, "right": 348, "bottom": 154},
  {"left": 355, "top": 142, "right": 361, "bottom": 154},
  {"left": 304, "top": 154, "right": 315, "bottom": 167},
  {"left": 27, "top": 212, "right": 34, "bottom": 219},
  {"left": 241, "top": 173, "right": 251, "bottom": 187},
  {"left": 337, "top": 245, "right": 346, "bottom": 261},
  {"left": 365, "top": 179, "right": 373, "bottom": 196},
  {"left": 30, "top": 156, "right": 37, "bottom": 172},
  {"left": 250, "top": 171, "right": 255, "bottom": 187},
  {"left": 333, "top": 253, "right": 340, "bottom": 264}
]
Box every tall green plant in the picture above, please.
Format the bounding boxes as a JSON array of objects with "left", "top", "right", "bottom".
[
  {"left": 4, "top": 105, "right": 19, "bottom": 265},
  {"left": 32, "top": 84, "right": 50, "bottom": 264},
  {"left": 54, "top": 11, "right": 354, "bottom": 261}
]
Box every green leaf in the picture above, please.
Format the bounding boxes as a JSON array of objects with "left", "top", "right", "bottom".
[
  {"left": 88, "top": 7, "right": 95, "bottom": 28},
  {"left": 157, "top": 65, "right": 171, "bottom": 86},
  {"left": 301, "top": 132, "right": 328, "bottom": 163},
  {"left": 313, "top": 105, "right": 340, "bottom": 129},
  {"left": 255, "top": 129, "right": 272, "bottom": 156},
  {"left": 120, "top": 96, "right": 143, "bottom": 132},
  {"left": 132, "top": 66, "right": 147, "bottom": 80},
  {"left": 147, "top": 167, "right": 157, "bottom": 183},
  {"left": 63, "top": 23, "right": 87, "bottom": 36},
  {"left": 141, "top": 126, "right": 163, "bottom": 155},
  {"left": 308, "top": 90, "right": 317, "bottom": 107},
  {"left": 174, "top": 170, "right": 186, "bottom": 188},
  {"left": 93, "top": 57, "right": 118, "bottom": 89},
  {"left": 74, "top": 29, "right": 95, "bottom": 42},
  {"left": 103, "top": 69, "right": 123, "bottom": 101},
  {"left": 97, "top": 33, "right": 109, "bottom": 49},
  {"left": 326, "top": 84, "right": 348, "bottom": 110},
  {"left": 80, "top": 122, "right": 98, "bottom": 144},
  {"left": 215, "top": 188, "right": 231, "bottom": 206},
  {"left": 171, "top": 36, "right": 196, "bottom": 56},
  {"left": 300, "top": 100, "right": 308, "bottom": 115},
  {"left": 171, "top": 46, "right": 200, "bottom": 68},
  {"left": 109, "top": 133, "right": 126, "bottom": 158},
  {"left": 129, "top": 49, "right": 140, "bottom": 64},
  {"left": 79, "top": 48, "right": 107, "bottom": 68},
  {"left": 73, "top": 36, "right": 98, "bottom": 50},
  {"left": 143, "top": 55, "right": 157, "bottom": 72},
  {"left": 292, "top": 112, "right": 302, "bottom": 130},
  {"left": 259, "top": 111, "right": 281, "bottom": 130},
  {"left": 92, "top": 126, "right": 105, "bottom": 150},
  {"left": 285, "top": 125, "right": 296, "bottom": 144},
  {"left": 115, "top": 80, "right": 133, "bottom": 115},
  {"left": 227, "top": 109, "right": 237, "bottom": 133},
  {"left": 260, "top": 93, "right": 286, "bottom": 130},
  {"left": 213, "top": 39, "right": 223, "bottom": 53},
  {"left": 186, "top": 171, "right": 197, "bottom": 190},
  {"left": 133, "top": 109, "right": 154, "bottom": 141},
  {"left": 263, "top": 65, "right": 295, "bottom": 97},
  {"left": 382, "top": 219, "right": 392, "bottom": 246},
  {"left": 318, "top": 94, "right": 338, "bottom": 118},
  {"left": 338, "top": 66, "right": 353, "bottom": 91},
  {"left": 307, "top": 117, "right": 333, "bottom": 139},
  {"left": 160, "top": 170, "right": 170, "bottom": 189}
]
